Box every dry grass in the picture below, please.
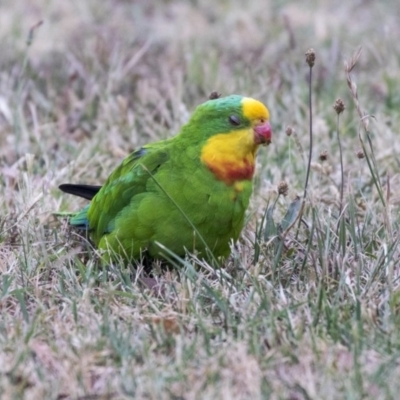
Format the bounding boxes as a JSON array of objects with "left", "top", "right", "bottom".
[{"left": 1, "top": 0, "right": 400, "bottom": 398}]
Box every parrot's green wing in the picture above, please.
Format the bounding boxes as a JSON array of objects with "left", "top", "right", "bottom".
[{"left": 86, "top": 144, "right": 170, "bottom": 244}]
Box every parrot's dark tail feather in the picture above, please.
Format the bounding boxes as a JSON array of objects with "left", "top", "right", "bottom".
[{"left": 59, "top": 184, "right": 102, "bottom": 201}]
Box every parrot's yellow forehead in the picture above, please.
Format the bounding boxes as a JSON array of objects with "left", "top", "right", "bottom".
[{"left": 241, "top": 97, "right": 269, "bottom": 121}]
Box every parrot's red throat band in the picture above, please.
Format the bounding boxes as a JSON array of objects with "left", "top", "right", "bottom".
[{"left": 204, "top": 158, "right": 255, "bottom": 184}]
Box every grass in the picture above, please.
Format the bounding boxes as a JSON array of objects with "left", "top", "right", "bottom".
[{"left": 1, "top": 0, "right": 400, "bottom": 398}]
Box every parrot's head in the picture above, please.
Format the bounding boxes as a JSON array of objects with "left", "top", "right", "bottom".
[
  {"left": 188, "top": 94, "right": 272, "bottom": 147},
  {"left": 185, "top": 95, "right": 272, "bottom": 184}
]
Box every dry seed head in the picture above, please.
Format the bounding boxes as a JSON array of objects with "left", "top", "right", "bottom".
[
  {"left": 319, "top": 150, "right": 328, "bottom": 161},
  {"left": 356, "top": 149, "right": 365, "bottom": 159},
  {"left": 305, "top": 48, "right": 316, "bottom": 67},
  {"left": 278, "top": 181, "right": 289, "bottom": 196},
  {"left": 334, "top": 98, "right": 345, "bottom": 114},
  {"left": 357, "top": 199, "right": 367, "bottom": 211},
  {"left": 285, "top": 126, "right": 293, "bottom": 136},
  {"left": 345, "top": 47, "right": 362, "bottom": 74},
  {"left": 27, "top": 20, "right": 43, "bottom": 46},
  {"left": 208, "top": 91, "right": 221, "bottom": 100}
]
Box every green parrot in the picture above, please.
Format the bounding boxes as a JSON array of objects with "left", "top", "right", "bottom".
[{"left": 59, "top": 95, "right": 272, "bottom": 263}]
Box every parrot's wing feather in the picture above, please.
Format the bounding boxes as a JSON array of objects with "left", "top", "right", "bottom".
[
  {"left": 59, "top": 184, "right": 102, "bottom": 200},
  {"left": 89, "top": 144, "right": 170, "bottom": 238}
]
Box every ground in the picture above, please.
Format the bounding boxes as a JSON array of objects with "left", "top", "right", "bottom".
[{"left": 1, "top": 0, "right": 400, "bottom": 398}]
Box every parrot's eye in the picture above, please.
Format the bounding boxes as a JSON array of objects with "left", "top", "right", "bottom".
[{"left": 229, "top": 115, "right": 241, "bottom": 126}]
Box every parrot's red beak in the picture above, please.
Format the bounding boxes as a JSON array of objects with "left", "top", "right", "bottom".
[{"left": 254, "top": 121, "right": 272, "bottom": 145}]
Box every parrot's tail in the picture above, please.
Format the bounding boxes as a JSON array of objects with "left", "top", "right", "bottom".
[{"left": 59, "top": 184, "right": 102, "bottom": 200}]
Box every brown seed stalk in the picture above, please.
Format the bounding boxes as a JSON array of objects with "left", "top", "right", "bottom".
[{"left": 334, "top": 98, "right": 345, "bottom": 216}]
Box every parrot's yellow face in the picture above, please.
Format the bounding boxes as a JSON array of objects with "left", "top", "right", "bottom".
[
  {"left": 200, "top": 97, "right": 272, "bottom": 185},
  {"left": 241, "top": 97, "right": 272, "bottom": 145}
]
